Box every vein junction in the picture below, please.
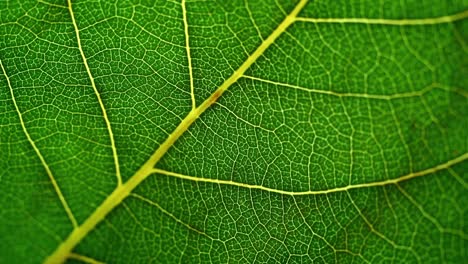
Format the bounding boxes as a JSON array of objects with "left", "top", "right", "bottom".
[{"left": 43, "top": 0, "right": 467, "bottom": 263}]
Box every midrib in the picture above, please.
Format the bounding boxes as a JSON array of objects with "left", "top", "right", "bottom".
[{"left": 43, "top": 0, "right": 308, "bottom": 263}]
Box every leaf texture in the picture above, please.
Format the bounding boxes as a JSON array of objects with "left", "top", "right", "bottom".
[{"left": 0, "top": 0, "right": 467, "bottom": 263}]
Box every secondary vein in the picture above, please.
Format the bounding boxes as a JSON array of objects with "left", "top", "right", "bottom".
[
  {"left": 296, "top": 10, "right": 468, "bottom": 25},
  {"left": 0, "top": 59, "right": 78, "bottom": 228},
  {"left": 151, "top": 152, "right": 468, "bottom": 196},
  {"left": 68, "top": 0, "right": 122, "bottom": 186},
  {"left": 242, "top": 75, "right": 457, "bottom": 100},
  {"left": 67, "top": 253, "right": 105, "bottom": 264},
  {"left": 182, "top": 0, "right": 196, "bottom": 109}
]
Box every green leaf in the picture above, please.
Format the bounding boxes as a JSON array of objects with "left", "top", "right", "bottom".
[{"left": 1, "top": 0, "right": 467, "bottom": 263}]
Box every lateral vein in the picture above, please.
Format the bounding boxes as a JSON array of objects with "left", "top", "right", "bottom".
[
  {"left": 67, "top": 0, "right": 122, "bottom": 186},
  {"left": 0, "top": 59, "right": 78, "bottom": 228},
  {"left": 182, "top": 0, "right": 196, "bottom": 109},
  {"left": 152, "top": 152, "right": 468, "bottom": 196},
  {"left": 68, "top": 253, "right": 105, "bottom": 264},
  {"left": 296, "top": 10, "right": 468, "bottom": 25},
  {"left": 243, "top": 75, "right": 455, "bottom": 100}
]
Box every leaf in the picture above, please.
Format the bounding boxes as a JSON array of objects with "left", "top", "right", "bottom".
[{"left": 0, "top": 0, "right": 467, "bottom": 263}]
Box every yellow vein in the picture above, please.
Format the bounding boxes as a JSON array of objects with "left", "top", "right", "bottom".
[
  {"left": 0, "top": 59, "right": 78, "bottom": 228},
  {"left": 67, "top": 0, "right": 122, "bottom": 186},
  {"left": 243, "top": 75, "right": 457, "bottom": 100},
  {"left": 182, "top": 0, "right": 196, "bottom": 109},
  {"left": 68, "top": 253, "right": 105, "bottom": 264},
  {"left": 44, "top": 1, "right": 309, "bottom": 263},
  {"left": 151, "top": 152, "right": 468, "bottom": 196},
  {"left": 296, "top": 10, "right": 468, "bottom": 25}
]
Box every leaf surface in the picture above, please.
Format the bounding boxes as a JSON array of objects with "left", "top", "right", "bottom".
[{"left": 0, "top": 0, "right": 467, "bottom": 263}]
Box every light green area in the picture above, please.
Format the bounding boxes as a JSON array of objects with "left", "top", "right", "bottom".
[{"left": 0, "top": 0, "right": 467, "bottom": 263}]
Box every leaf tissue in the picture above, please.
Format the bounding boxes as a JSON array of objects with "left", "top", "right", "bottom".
[{"left": 0, "top": 0, "right": 467, "bottom": 263}]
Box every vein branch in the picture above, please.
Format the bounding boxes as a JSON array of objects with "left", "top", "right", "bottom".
[
  {"left": 0, "top": 59, "right": 78, "bottom": 228},
  {"left": 296, "top": 10, "right": 468, "bottom": 25},
  {"left": 68, "top": 253, "right": 105, "bottom": 264},
  {"left": 182, "top": 0, "right": 196, "bottom": 109},
  {"left": 44, "top": 0, "right": 309, "bottom": 263},
  {"left": 243, "top": 75, "right": 457, "bottom": 100},
  {"left": 67, "top": 0, "right": 122, "bottom": 186},
  {"left": 151, "top": 152, "right": 468, "bottom": 195}
]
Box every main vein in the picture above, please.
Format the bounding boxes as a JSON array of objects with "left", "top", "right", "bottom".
[
  {"left": 43, "top": 0, "right": 309, "bottom": 263},
  {"left": 1, "top": 59, "right": 78, "bottom": 227},
  {"left": 68, "top": 0, "right": 122, "bottom": 186}
]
